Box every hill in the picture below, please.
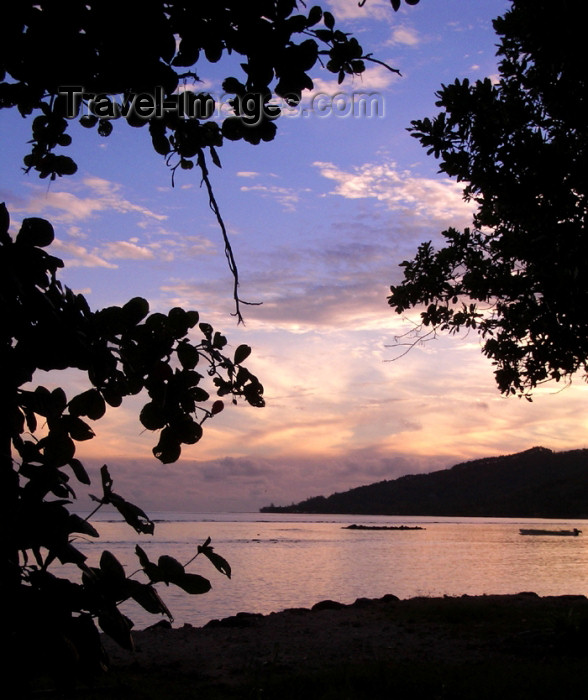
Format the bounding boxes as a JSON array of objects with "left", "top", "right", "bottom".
[{"left": 260, "top": 447, "right": 588, "bottom": 518}]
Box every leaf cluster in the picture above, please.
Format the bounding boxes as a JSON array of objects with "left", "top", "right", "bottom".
[
  {"left": 2, "top": 204, "right": 255, "bottom": 686},
  {"left": 388, "top": 0, "right": 588, "bottom": 398},
  {"left": 0, "top": 0, "right": 413, "bottom": 180}
]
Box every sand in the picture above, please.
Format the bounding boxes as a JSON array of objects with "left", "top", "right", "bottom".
[{"left": 101, "top": 592, "right": 588, "bottom": 693}]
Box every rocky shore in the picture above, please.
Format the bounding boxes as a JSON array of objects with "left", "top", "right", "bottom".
[{"left": 96, "top": 592, "right": 588, "bottom": 698}]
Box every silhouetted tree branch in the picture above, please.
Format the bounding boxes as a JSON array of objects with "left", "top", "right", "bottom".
[{"left": 388, "top": 0, "right": 588, "bottom": 399}]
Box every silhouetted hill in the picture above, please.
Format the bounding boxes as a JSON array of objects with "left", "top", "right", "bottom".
[{"left": 260, "top": 447, "right": 588, "bottom": 518}]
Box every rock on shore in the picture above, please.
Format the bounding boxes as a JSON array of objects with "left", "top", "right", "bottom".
[{"left": 102, "top": 592, "right": 588, "bottom": 691}]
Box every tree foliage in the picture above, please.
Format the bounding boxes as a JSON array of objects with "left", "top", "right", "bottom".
[
  {"left": 1, "top": 0, "right": 419, "bottom": 320},
  {"left": 1, "top": 203, "right": 262, "bottom": 688},
  {"left": 388, "top": 0, "right": 588, "bottom": 398},
  {"left": 1, "top": 0, "right": 416, "bottom": 181},
  {"left": 0, "top": 1, "right": 423, "bottom": 690}
]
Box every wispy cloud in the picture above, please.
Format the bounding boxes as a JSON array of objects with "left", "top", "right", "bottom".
[
  {"left": 9, "top": 175, "right": 222, "bottom": 267},
  {"left": 310, "top": 64, "right": 400, "bottom": 97},
  {"left": 101, "top": 241, "right": 156, "bottom": 260},
  {"left": 389, "top": 25, "right": 421, "bottom": 46},
  {"left": 82, "top": 176, "right": 167, "bottom": 221},
  {"left": 20, "top": 176, "right": 167, "bottom": 224},
  {"left": 239, "top": 183, "right": 310, "bottom": 211},
  {"left": 24, "top": 190, "right": 106, "bottom": 222},
  {"left": 51, "top": 240, "right": 118, "bottom": 268},
  {"left": 314, "top": 160, "right": 474, "bottom": 224},
  {"left": 326, "top": 0, "right": 395, "bottom": 21}
]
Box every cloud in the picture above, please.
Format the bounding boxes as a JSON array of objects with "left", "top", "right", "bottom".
[
  {"left": 56, "top": 233, "right": 216, "bottom": 267},
  {"left": 200, "top": 456, "right": 268, "bottom": 482},
  {"left": 51, "top": 239, "right": 118, "bottom": 268},
  {"left": 82, "top": 176, "right": 167, "bottom": 221},
  {"left": 326, "top": 0, "right": 393, "bottom": 21},
  {"left": 242, "top": 280, "right": 391, "bottom": 331},
  {"left": 389, "top": 25, "right": 421, "bottom": 46},
  {"left": 76, "top": 446, "right": 457, "bottom": 512},
  {"left": 66, "top": 225, "right": 87, "bottom": 239},
  {"left": 21, "top": 176, "right": 167, "bottom": 224},
  {"left": 310, "top": 64, "right": 400, "bottom": 97},
  {"left": 239, "top": 183, "right": 310, "bottom": 211},
  {"left": 25, "top": 190, "right": 106, "bottom": 222},
  {"left": 11, "top": 176, "right": 220, "bottom": 267},
  {"left": 101, "top": 241, "right": 156, "bottom": 260},
  {"left": 314, "top": 160, "right": 475, "bottom": 224}
]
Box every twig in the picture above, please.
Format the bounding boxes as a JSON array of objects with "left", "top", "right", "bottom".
[{"left": 196, "top": 149, "right": 262, "bottom": 324}]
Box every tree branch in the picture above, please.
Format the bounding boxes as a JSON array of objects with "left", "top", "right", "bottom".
[{"left": 196, "top": 149, "right": 262, "bottom": 324}]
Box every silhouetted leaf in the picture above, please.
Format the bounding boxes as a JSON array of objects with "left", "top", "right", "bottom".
[
  {"left": 198, "top": 539, "right": 231, "bottom": 579},
  {"left": 190, "top": 387, "right": 210, "bottom": 403},
  {"left": 68, "top": 458, "right": 91, "bottom": 485},
  {"left": 100, "top": 550, "right": 126, "bottom": 586},
  {"left": 210, "top": 145, "right": 221, "bottom": 168},
  {"left": 50, "top": 388, "right": 68, "bottom": 417},
  {"left": 102, "top": 384, "right": 123, "bottom": 407},
  {"left": 234, "top": 344, "right": 252, "bottom": 365},
  {"left": 16, "top": 217, "right": 55, "bottom": 247},
  {"left": 127, "top": 579, "right": 173, "bottom": 618},
  {"left": 69, "top": 513, "right": 99, "bottom": 538},
  {"left": 139, "top": 401, "right": 167, "bottom": 431},
  {"left": 307, "top": 6, "right": 323, "bottom": 26},
  {"left": 153, "top": 427, "right": 182, "bottom": 464},
  {"left": 211, "top": 400, "right": 224, "bottom": 415},
  {"left": 177, "top": 341, "right": 200, "bottom": 370},
  {"left": 68, "top": 389, "right": 106, "bottom": 420},
  {"left": 175, "top": 416, "right": 203, "bottom": 445},
  {"left": 108, "top": 493, "right": 155, "bottom": 535},
  {"left": 199, "top": 322, "right": 213, "bottom": 339},
  {"left": 0, "top": 202, "right": 10, "bottom": 241},
  {"left": 80, "top": 115, "right": 98, "bottom": 128},
  {"left": 323, "top": 11, "right": 335, "bottom": 29},
  {"left": 64, "top": 416, "right": 95, "bottom": 441},
  {"left": 53, "top": 155, "right": 77, "bottom": 176},
  {"left": 122, "top": 296, "right": 149, "bottom": 326},
  {"left": 98, "top": 608, "right": 134, "bottom": 650},
  {"left": 133, "top": 546, "right": 158, "bottom": 581},
  {"left": 97, "top": 119, "right": 113, "bottom": 137},
  {"left": 41, "top": 433, "right": 76, "bottom": 466},
  {"left": 173, "top": 572, "right": 212, "bottom": 595},
  {"left": 167, "top": 306, "right": 191, "bottom": 336},
  {"left": 157, "top": 555, "right": 185, "bottom": 581}
]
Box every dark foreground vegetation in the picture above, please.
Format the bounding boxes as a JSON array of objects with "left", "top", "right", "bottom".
[
  {"left": 28, "top": 593, "right": 588, "bottom": 700},
  {"left": 262, "top": 447, "right": 588, "bottom": 518}
]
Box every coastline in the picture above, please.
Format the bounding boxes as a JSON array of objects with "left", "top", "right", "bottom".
[{"left": 92, "top": 592, "right": 588, "bottom": 698}]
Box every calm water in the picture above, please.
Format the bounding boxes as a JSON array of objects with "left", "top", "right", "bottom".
[{"left": 70, "top": 513, "right": 588, "bottom": 629}]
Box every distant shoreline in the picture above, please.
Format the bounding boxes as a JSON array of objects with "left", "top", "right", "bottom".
[{"left": 260, "top": 447, "right": 588, "bottom": 519}]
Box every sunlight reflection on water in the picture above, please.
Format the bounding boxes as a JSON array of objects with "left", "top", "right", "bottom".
[{"left": 71, "top": 513, "right": 588, "bottom": 629}]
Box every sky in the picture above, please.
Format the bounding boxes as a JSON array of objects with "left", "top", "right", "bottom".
[{"left": 3, "top": 0, "right": 588, "bottom": 512}]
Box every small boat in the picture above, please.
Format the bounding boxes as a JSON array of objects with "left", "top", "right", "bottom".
[{"left": 519, "top": 528, "right": 582, "bottom": 536}]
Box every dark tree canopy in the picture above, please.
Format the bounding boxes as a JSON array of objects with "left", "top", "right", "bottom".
[
  {"left": 0, "top": 0, "right": 417, "bottom": 181},
  {"left": 0, "top": 0, "right": 418, "bottom": 320},
  {"left": 1, "top": 203, "right": 261, "bottom": 675},
  {"left": 2, "top": 2, "right": 426, "bottom": 688},
  {"left": 388, "top": 0, "right": 588, "bottom": 398}
]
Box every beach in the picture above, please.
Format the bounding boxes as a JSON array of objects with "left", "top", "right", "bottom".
[{"left": 88, "top": 592, "right": 588, "bottom": 699}]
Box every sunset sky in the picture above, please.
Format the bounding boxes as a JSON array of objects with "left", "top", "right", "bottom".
[{"left": 3, "top": 0, "right": 587, "bottom": 512}]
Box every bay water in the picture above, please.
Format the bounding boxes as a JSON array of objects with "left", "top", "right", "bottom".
[{"left": 73, "top": 513, "right": 588, "bottom": 630}]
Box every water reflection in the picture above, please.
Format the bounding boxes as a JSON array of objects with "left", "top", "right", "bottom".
[{"left": 70, "top": 514, "right": 588, "bottom": 629}]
